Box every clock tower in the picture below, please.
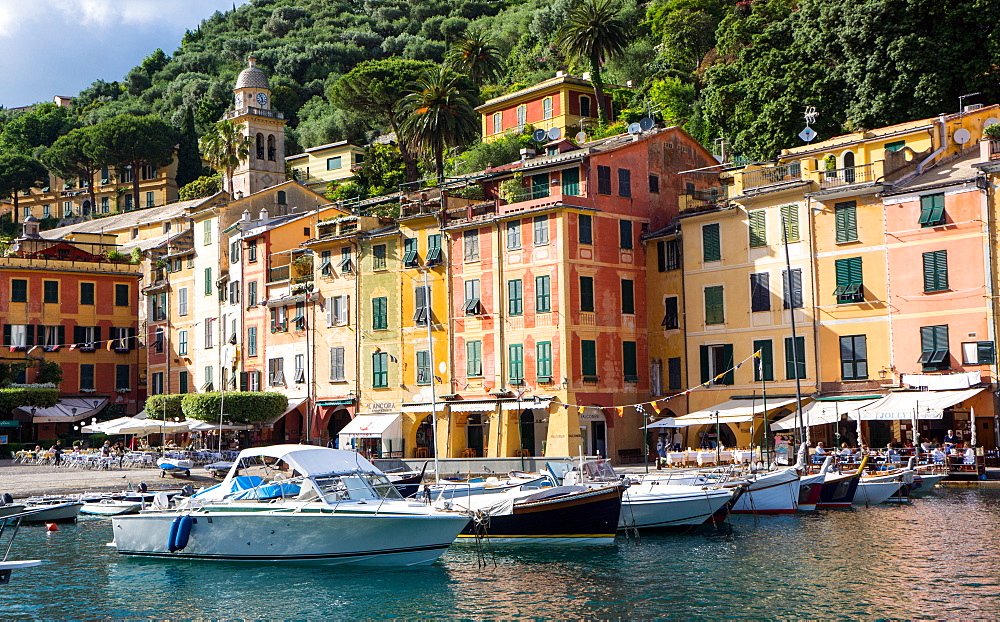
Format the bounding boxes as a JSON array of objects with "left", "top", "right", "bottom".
[{"left": 228, "top": 54, "right": 286, "bottom": 199}]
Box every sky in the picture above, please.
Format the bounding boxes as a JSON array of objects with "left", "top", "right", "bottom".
[{"left": 0, "top": 0, "right": 250, "bottom": 109}]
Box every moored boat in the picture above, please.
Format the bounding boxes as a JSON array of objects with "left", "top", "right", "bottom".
[
  {"left": 158, "top": 457, "right": 193, "bottom": 477},
  {"left": 20, "top": 501, "right": 83, "bottom": 523},
  {"left": 110, "top": 445, "right": 471, "bottom": 566},
  {"left": 854, "top": 470, "right": 909, "bottom": 506},
  {"left": 80, "top": 499, "right": 143, "bottom": 516},
  {"left": 730, "top": 468, "right": 801, "bottom": 514},
  {"left": 450, "top": 483, "right": 625, "bottom": 545}
]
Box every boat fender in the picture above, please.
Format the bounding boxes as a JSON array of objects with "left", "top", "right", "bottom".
[{"left": 168, "top": 515, "right": 194, "bottom": 552}]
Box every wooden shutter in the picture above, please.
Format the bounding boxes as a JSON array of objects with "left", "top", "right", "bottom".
[
  {"left": 700, "top": 345, "right": 710, "bottom": 383},
  {"left": 753, "top": 340, "right": 773, "bottom": 381},
  {"left": 702, "top": 223, "right": 721, "bottom": 262},
  {"left": 748, "top": 210, "right": 766, "bottom": 247},
  {"left": 835, "top": 202, "right": 857, "bottom": 242},
  {"left": 781, "top": 205, "right": 799, "bottom": 242}
]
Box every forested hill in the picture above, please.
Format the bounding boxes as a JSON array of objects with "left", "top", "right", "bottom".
[{"left": 4, "top": 0, "right": 1000, "bottom": 178}]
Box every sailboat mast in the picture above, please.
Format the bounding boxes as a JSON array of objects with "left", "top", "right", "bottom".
[
  {"left": 782, "top": 213, "right": 806, "bottom": 449},
  {"left": 423, "top": 269, "right": 442, "bottom": 484}
]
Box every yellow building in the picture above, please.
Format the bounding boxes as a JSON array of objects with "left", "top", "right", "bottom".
[
  {"left": 643, "top": 224, "right": 687, "bottom": 419},
  {"left": 286, "top": 141, "right": 365, "bottom": 194},
  {"left": 476, "top": 73, "right": 613, "bottom": 142}
]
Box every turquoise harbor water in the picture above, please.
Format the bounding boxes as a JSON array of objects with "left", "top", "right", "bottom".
[{"left": 2, "top": 487, "right": 1000, "bottom": 618}]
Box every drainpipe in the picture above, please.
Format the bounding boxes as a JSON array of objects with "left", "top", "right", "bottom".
[{"left": 917, "top": 115, "right": 948, "bottom": 175}]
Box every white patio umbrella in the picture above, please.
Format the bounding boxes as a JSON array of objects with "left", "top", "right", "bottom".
[
  {"left": 187, "top": 420, "right": 252, "bottom": 431},
  {"left": 101, "top": 418, "right": 189, "bottom": 436},
  {"left": 970, "top": 407, "right": 978, "bottom": 447},
  {"left": 81, "top": 416, "right": 135, "bottom": 433}
]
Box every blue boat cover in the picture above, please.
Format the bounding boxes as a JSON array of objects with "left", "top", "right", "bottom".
[{"left": 192, "top": 475, "right": 265, "bottom": 499}]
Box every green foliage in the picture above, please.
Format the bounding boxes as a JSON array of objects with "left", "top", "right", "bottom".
[
  {"left": 181, "top": 392, "right": 288, "bottom": 424},
  {"left": 648, "top": 77, "right": 697, "bottom": 127},
  {"left": 0, "top": 388, "right": 59, "bottom": 413},
  {"left": 130, "top": 247, "right": 143, "bottom": 264},
  {"left": 199, "top": 118, "right": 253, "bottom": 195},
  {"left": 0, "top": 103, "right": 75, "bottom": 155},
  {"left": 0, "top": 363, "right": 27, "bottom": 387},
  {"left": 398, "top": 67, "right": 481, "bottom": 181},
  {"left": 353, "top": 143, "right": 407, "bottom": 196},
  {"left": 145, "top": 394, "right": 184, "bottom": 420},
  {"left": 91, "top": 114, "right": 177, "bottom": 208},
  {"left": 985, "top": 124, "right": 1000, "bottom": 139},
  {"left": 0, "top": 154, "right": 47, "bottom": 221},
  {"left": 327, "top": 180, "right": 365, "bottom": 202},
  {"left": 178, "top": 173, "right": 222, "bottom": 200},
  {"left": 450, "top": 129, "right": 534, "bottom": 175},
  {"left": 35, "top": 360, "right": 63, "bottom": 385},
  {"left": 445, "top": 29, "right": 503, "bottom": 85}
]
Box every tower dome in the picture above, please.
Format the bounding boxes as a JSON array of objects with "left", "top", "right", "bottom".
[{"left": 235, "top": 55, "right": 269, "bottom": 90}]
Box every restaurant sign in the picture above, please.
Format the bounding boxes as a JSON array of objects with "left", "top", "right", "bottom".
[
  {"left": 0, "top": 420, "right": 20, "bottom": 428},
  {"left": 369, "top": 402, "right": 396, "bottom": 413}
]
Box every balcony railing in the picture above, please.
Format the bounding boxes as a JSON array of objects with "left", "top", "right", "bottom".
[
  {"left": 742, "top": 162, "right": 802, "bottom": 190},
  {"left": 679, "top": 186, "right": 730, "bottom": 215},
  {"left": 225, "top": 106, "right": 284, "bottom": 120},
  {"left": 819, "top": 163, "right": 876, "bottom": 189},
  {"left": 267, "top": 265, "right": 290, "bottom": 283}
]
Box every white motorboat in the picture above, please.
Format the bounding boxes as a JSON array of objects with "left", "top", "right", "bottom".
[
  {"left": 425, "top": 472, "right": 550, "bottom": 501},
  {"left": 730, "top": 468, "right": 802, "bottom": 514},
  {"left": 910, "top": 470, "right": 946, "bottom": 496},
  {"left": 0, "top": 504, "right": 27, "bottom": 520},
  {"left": 158, "top": 457, "right": 193, "bottom": 477},
  {"left": 20, "top": 500, "right": 83, "bottom": 523},
  {"left": 110, "top": 445, "right": 471, "bottom": 566},
  {"left": 81, "top": 499, "right": 143, "bottom": 516},
  {"left": 562, "top": 460, "right": 736, "bottom": 529},
  {"left": 854, "top": 471, "right": 909, "bottom": 506}
]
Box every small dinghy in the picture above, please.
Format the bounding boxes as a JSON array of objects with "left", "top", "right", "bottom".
[
  {"left": 158, "top": 457, "right": 193, "bottom": 477},
  {"left": 80, "top": 499, "right": 142, "bottom": 516}
]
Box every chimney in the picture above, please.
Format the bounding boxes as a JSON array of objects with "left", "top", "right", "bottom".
[
  {"left": 259, "top": 206, "right": 269, "bottom": 222},
  {"left": 242, "top": 209, "right": 251, "bottom": 221},
  {"left": 21, "top": 215, "right": 40, "bottom": 239}
]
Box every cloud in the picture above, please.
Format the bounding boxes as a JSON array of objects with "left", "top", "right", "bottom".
[{"left": 0, "top": 0, "right": 224, "bottom": 37}]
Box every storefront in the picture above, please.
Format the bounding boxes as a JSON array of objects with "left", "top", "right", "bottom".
[{"left": 337, "top": 413, "right": 404, "bottom": 458}]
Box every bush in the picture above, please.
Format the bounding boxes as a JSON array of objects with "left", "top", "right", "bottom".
[
  {"left": 984, "top": 124, "right": 1000, "bottom": 139},
  {"left": 181, "top": 392, "right": 288, "bottom": 424},
  {"left": 0, "top": 388, "right": 59, "bottom": 412},
  {"left": 144, "top": 394, "right": 184, "bottom": 420}
]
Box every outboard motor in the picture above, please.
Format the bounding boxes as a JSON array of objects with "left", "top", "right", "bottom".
[
  {"left": 1, "top": 492, "right": 12, "bottom": 505},
  {"left": 137, "top": 482, "right": 148, "bottom": 494},
  {"left": 180, "top": 484, "right": 195, "bottom": 497}
]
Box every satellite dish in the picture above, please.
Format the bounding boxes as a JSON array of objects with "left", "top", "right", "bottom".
[
  {"left": 985, "top": 118, "right": 1000, "bottom": 128},
  {"left": 547, "top": 127, "right": 561, "bottom": 141},
  {"left": 575, "top": 131, "right": 587, "bottom": 143},
  {"left": 954, "top": 128, "right": 972, "bottom": 144},
  {"left": 532, "top": 129, "right": 547, "bottom": 143},
  {"left": 639, "top": 117, "right": 655, "bottom": 131},
  {"left": 627, "top": 123, "right": 642, "bottom": 135}
]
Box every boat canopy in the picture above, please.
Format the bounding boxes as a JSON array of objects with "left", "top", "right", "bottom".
[
  {"left": 855, "top": 388, "right": 984, "bottom": 421},
  {"left": 226, "top": 445, "right": 381, "bottom": 480},
  {"left": 663, "top": 397, "right": 800, "bottom": 428},
  {"left": 770, "top": 398, "right": 880, "bottom": 431}
]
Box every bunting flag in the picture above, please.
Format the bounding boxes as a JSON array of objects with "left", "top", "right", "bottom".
[
  {"left": 616, "top": 406, "right": 624, "bottom": 418},
  {"left": 26, "top": 346, "right": 38, "bottom": 354},
  {"left": 388, "top": 354, "right": 399, "bottom": 363},
  {"left": 68, "top": 344, "right": 77, "bottom": 351},
  {"left": 106, "top": 339, "right": 115, "bottom": 351},
  {"left": 8, "top": 346, "right": 14, "bottom": 352}
]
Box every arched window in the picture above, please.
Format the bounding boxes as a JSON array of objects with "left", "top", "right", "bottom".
[
  {"left": 255, "top": 133, "right": 264, "bottom": 160},
  {"left": 267, "top": 134, "right": 276, "bottom": 161},
  {"left": 843, "top": 151, "right": 856, "bottom": 183}
]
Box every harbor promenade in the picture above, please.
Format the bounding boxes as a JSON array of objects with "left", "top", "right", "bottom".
[{"left": 0, "top": 460, "right": 217, "bottom": 497}]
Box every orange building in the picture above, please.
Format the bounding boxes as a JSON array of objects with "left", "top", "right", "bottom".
[{"left": 1, "top": 218, "right": 141, "bottom": 440}]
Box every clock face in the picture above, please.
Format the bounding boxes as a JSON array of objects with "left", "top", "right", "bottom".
[
  {"left": 235, "top": 92, "right": 243, "bottom": 107},
  {"left": 256, "top": 92, "right": 268, "bottom": 107}
]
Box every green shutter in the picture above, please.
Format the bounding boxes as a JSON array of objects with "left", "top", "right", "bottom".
[
  {"left": 582, "top": 340, "right": 597, "bottom": 378},
  {"left": 562, "top": 167, "right": 580, "bottom": 196},
  {"left": 702, "top": 223, "right": 721, "bottom": 262},
  {"left": 781, "top": 205, "right": 800, "bottom": 242},
  {"left": 509, "top": 344, "right": 524, "bottom": 380},
  {"left": 532, "top": 174, "right": 550, "bottom": 199},
  {"left": 785, "top": 336, "right": 806, "bottom": 379},
  {"left": 700, "top": 345, "right": 710, "bottom": 383},
  {"left": 834, "top": 257, "right": 863, "bottom": 302},
  {"left": 752, "top": 340, "right": 773, "bottom": 381},
  {"left": 705, "top": 286, "right": 724, "bottom": 325},
  {"left": 919, "top": 194, "right": 945, "bottom": 227},
  {"left": 373, "top": 297, "right": 388, "bottom": 330},
  {"left": 923, "top": 250, "right": 948, "bottom": 292},
  {"left": 537, "top": 341, "right": 552, "bottom": 379},
  {"left": 835, "top": 202, "right": 857, "bottom": 243},
  {"left": 748, "top": 211, "right": 766, "bottom": 248},
  {"left": 721, "top": 344, "right": 735, "bottom": 385},
  {"left": 623, "top": 341, "right": 638, "bottom": 380},
  {"left": 509, "top": 279, "right": 523, "bottom": 316},
  {"left": 536, "top": 276, "right": 551, "bottom": 312}
]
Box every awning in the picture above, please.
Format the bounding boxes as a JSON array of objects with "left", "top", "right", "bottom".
[
  {"left": 771, "top": 398, "right": 881, "bottom": 431},
  {"left": 401, "top": 403, "right": 447, "bottom": 413},
  {"left": 261, "top": 397, "right": 307, "bottom": 427},
  {"left": 501, "top": 399, "right": 552, "bottom": 411},
  {"left": 338, "top": 414, "right": 402, "bottom": 438},
  {"left": 857, "top": 388, "right": 984, "bottom": 421},
  {"left": 187, "top": 420, "right": 253, "bottom": 431},
  {"left": 668, "top": 397, "right": 800, "bottom": 427},
  {"left": 266, "top": 294, "right": 306, "bottom": 308},
  {"left": 19, "top": 398, "right": 108, "bottom": 424},
  {"left": 84, "top": 417, "right": 189, "bottom": 436}
]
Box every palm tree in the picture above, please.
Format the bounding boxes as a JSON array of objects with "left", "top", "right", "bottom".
[
  {"left": 445, "top": 30, "right": 503, "bottom": 86},
  {"left": 398, "top": 68, "right": 480, "bottom": 183},
  {"left": 558, "top": 0, "right": 630, "bottom": 124},
  {"left": 199, "top": 119, "right": 253, "bottom": 196}
]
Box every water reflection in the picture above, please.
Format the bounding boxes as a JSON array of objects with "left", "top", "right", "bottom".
[{"left": 3, "top": 489, "right": 1000, "bottom": 617}]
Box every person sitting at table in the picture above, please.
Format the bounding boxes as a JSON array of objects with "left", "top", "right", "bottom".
[
  {"left": 943, "top": 429, "right": 960, "bottom": 450},
  {"left": 839, "top": 443, "right": 853, "bottom": 457},
  {"left": 101, "top": 441, "right": 112, "bottom": 457},
  {"left": 672, "top": 430, "right": 683, "bottom": 452},
  {"left": 814, "top": 441, "right": 827, "bottom": 456},
  {"left": 964, "top": 446, "right": 977, "bottom": 465},
  {"left": 932, "top": 447, "right": 947, "bottom": 464},
  {"left": 920, "top": 438, "right": 933, "bottom": 453}
]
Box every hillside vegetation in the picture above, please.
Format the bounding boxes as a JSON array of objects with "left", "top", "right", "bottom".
[{"left": 1, "top": 0, "right": 999, "bottom": 203}]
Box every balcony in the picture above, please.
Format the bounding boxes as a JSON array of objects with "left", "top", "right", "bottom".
[
  {"left": 498, "top": 186, "right": 574, "bottom": 213},
  {"left": 225, "top": 106, "right": 284, "bottom": 121},
  {"left": 267, "top": 265, "right": 290, "bottom": 283},
  {"left": 400, "top": 201, "right": 439, "bottom": 218},
  {"left": 679, "top": 186, "right": 730, "bottom": 215},
  {"left": 446, "top": 200, "right": 497, "bottom": 223},
  {"left": 741, "top": 162, "right": 802, "bottom": 191},
  {"left": 818, "top": 163, "right": 876, "bottom": 189}
]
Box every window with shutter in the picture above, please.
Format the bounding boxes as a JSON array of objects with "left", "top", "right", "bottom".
[
  {"left": 702, "top": 223, "right": 721, "bottom": 262},
  {"left": 597, "top": 165, "right": 611, "bottom": 195},
  {"left": 416, "top": 350, "right": 431, "bottom": 384},
  {"left": 918, "top": 194, "right": 945, "bottom": 227},
  {"left": 467, "top": 340, "right": 483, "bottom": 377},
  {"left": 835, "top": 201, "right": 858, "bottom": 242},
  {"left": 753, "top": 340, "right": 773, "bottom": 381},
  {"left": 373, "top": 245, "right": 387, "bottom": 270},
  {"left": 463, "top": 230, "right": 479, "bottom": 261},
  {"left": 579, "top": 276, "right": 594, "bottom": 312},
  {"left": 509, "top": 344, "right": 524, "bottom": 382},
  {"left": 922, "top": 250, "right": 948, "bottom": 292},
  {"left": 330, "top": 347, "right": 346, "bottom": 381},
  {"left": 623, "top": 341, "right": 640, "bottom": 381},
  {"left": 618, "top": 169, "right": 631, "bottom": 197},
  {"left": 425, "top": 235, "right": 442, "bottom": 265},
  {"left": 621, "top": 279, "right": 634, "bottom": 314},
  {"left": 662, "top": 297, "right": 679, "bottom": 329},
  {"left": 536, "top": 341, "right": 552, "bottom": 382},
  {"left": 563, "top": 167, "right": 580, "bottom": 196},
  {"left": 918, "top": 325, "right": 950, "bottom": 370},
  {"left": 463, "top": 279, "right": 481, "bottom": 315},
  {"left": 782, "top": 269, "right": 803, "bottom": 309},
  {"left": 784, "top": 336, "right": 806, "bottom": 379},
  {"left": 840, "top": 335, "right": 868, "bottom": 379},
  {"left": 414, "top": 287, "right": 430, "bottom": 325},
  {"left": 247, "top": 327, "right": 257, "bottom": 357},
  {"left": 834, "top": 257, "right": 864, "bottom": 303},
  {"left": 531, "top": 174, "right": 550, "bottom": 199},
  {"left": 750, "top": 273, "right": 770, "bottom": 312},
  {"left": 508, "top": 279, "right": 523, "bottom": 316},
  {"left": 705, "top": 286, "right": 724, "bottom": 325},
  {"left": 581, "top": 340, "right": 597, "bottom": 380},
  {"left": 506, "top": 221, "right": 521, "bottom": 249},
  {"left": 533, "top": 216, "right": 549, "bottom": 245},
  {"left": 748, "top": 211, "right": 766, "bottom": 247},
  {"left": 667, "top": 357, "right": 681, "bottom": 390},
  {"left": 372, "top": 297, "right": 388, "bottom": 330},
  {"left": 619, "top": 220, "right": 633, "bottom": 249},
  {"left": 780, "top": 205, "right": 800, "bottom": 242},
  {"left": 578, "top": 213, "right": 591, "bottom": 243},
  {"left": 536, "top": 276, "right": 551, "bottom": 313},
  {"left": 402, "top": 238, "right": 418, "bottom": 267},
  {"left": 665, "top": 239, "right": 681, "bottom": 270}
]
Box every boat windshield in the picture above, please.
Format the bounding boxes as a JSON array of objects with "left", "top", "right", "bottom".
[
  {"left": 312, "top": 473, "right": 403, "bottom": 503},
  {"left": 582, "top": 459, "right": 618, "bottom": 482}
]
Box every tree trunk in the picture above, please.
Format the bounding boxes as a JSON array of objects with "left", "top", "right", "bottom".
[
  {"left": 132, "top": 161, "right": 140, "bottom": 212},
  {"left": 87, "top": 170, "right": 97, "bottom": 218},
  {"left": 590, "top": 52, "right": 607, "bottom": 126},
  {"left": 435, "top": 148, "right": 445, "bottom": 184},
  {"left": 11, "top": 192, "right": 18, "bottom": 227},
  {"left": 390, "top": 115, "right": 419, "bottom": 183},
  {"left": 225, "top": 165, "right": 235, "bottom": 197}
]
